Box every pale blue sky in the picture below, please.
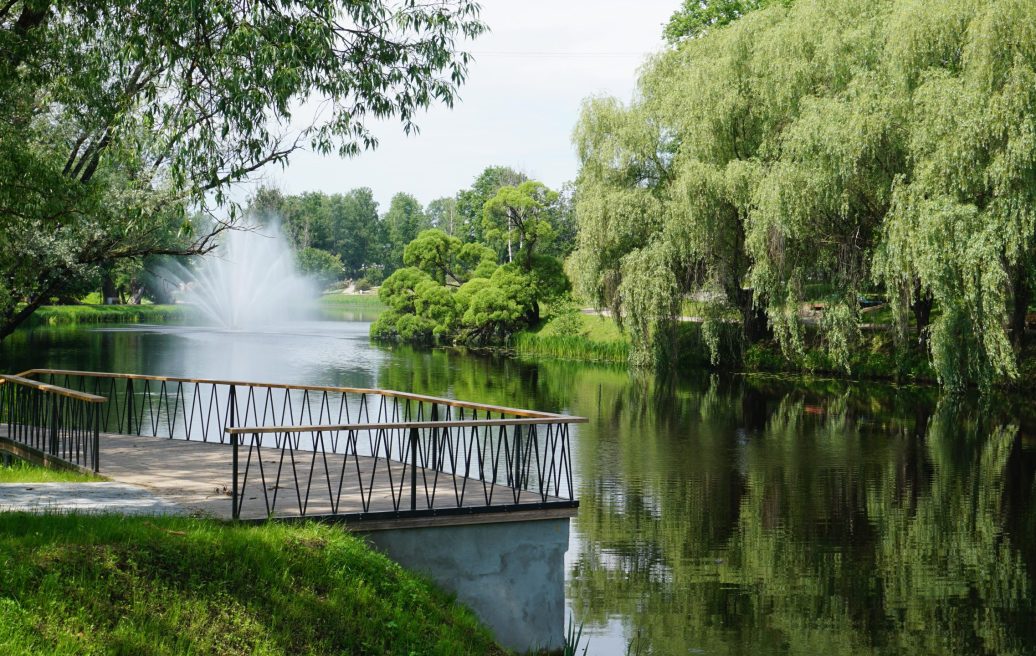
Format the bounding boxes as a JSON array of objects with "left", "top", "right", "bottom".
[{"left": 253, "top": 0, "right": 674, "bottom": 209}]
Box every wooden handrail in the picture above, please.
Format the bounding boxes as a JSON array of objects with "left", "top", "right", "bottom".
[
  {"left": 0, "top": 374, "right": 107, "bottom": 403},
  {"left": 17, "top": 368, "right": 571, "bottom": 419},
  {"left": 225, "top": 416, "right": 586, "bottom": 435}
]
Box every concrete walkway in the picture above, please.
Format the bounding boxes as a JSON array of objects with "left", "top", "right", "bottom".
[
  {"left": 1, "top": 429, "right": 575, "bottom": 524},
  {"left": 0, "top": 482, "right": 185, "bottom": 516}
]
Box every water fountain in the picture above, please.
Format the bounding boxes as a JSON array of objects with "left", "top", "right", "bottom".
[{"left": 167, "top": 223, "right": 318, "bottom": 329}]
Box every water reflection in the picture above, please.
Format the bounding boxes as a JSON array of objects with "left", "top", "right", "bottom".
[
  {"left": 3, "top": 324, "right": 1035, "bottom": 655},
  {"left": 566, "top": 376, "right": 1036, "bottom": 655}
]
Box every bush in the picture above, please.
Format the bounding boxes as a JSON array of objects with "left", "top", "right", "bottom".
[{"left": 378, "top": 267, "right": 433, "bottom": 313}]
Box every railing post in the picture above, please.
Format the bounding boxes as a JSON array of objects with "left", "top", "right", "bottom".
[
  {"left": 229, "top": 385, "right": 238, "bottom": 519},
  {"left": 93, "top": 404, "right": 100, "bottom": 473},
  {"left": 228, "top": 384, "right": 236, "bottom": 441},
  {"left": 49, "top": 393, "right": 59, "bottom": 456},
  {"left": 231, "top": 431, "right": 240, "bottom": 520},
  {"left": 125, "top": 378, "right": 134, "bottom": 435},
  {"left": 410, "top": 425, "right": 418, "bottom": 511},
  {"left": 513, "top": 424, "right": 522, "bottom": 496},
  {"left": 6, "top": 381, "right": 13, "bottom": 445},
  {"left": 430, "top": 404, "right": 438, "bottom": 471}
]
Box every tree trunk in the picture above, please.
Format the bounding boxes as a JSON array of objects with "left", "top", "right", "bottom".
[
  {"left": 0, "top": 292, "right": 51, "bottom": 341},
  {"left": 911, "top": 283, "right": 933, "bottom": 353},
  {"left": 524, "top": 301, "right": 540, "bottom": 326},
  {"left": 1010, "top": 269, "right": 1030, "bottom": 351},
  {"left": 737, "top": 287, "right": 769, "bottom": 343},
  {"left": 102, "top": 274, "right": 118, "bottom": 305},
  {"left": 130, "top": 281, "right": 145, "bottom": 305}
]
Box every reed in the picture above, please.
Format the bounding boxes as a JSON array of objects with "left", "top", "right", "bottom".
[{"left": 511, "top": 332, "right": 630, "bottom": 363}]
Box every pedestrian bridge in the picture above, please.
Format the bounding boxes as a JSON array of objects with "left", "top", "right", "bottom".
[{"left": 0, "top": 368, "right": 584, "bottom": 651}]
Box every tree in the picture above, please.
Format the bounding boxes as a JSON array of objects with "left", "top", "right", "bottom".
[
  {"left": 482, "top": 181, "right": 559, "bottom": 270},
  {"left": 426, "top": 197, "right": 461, "bottom": 236},
  {"left": 460, "top": 266, "right": 538, "bottom": 343},
  {"left": 663, "top": 0, "right": 785, "bottom": 43},
  {"left": 383, "top": 193, "right": 429, "bottom": 271},
  {"left": 572, "top": 0, "right": 1036, "bottom": 386},
  {"left": 872, "top": 0, "right": 1036, "bottom": 388},
  {"left": 544, "top": 183, "right": 579, "bottom": 260},
  {"left": 455, "top": 166, "right": 527, "bottom": 243},
  {"left": 0, "top": 0, "right": 485, "bottom": 339},
  {"left": 297, "top": 247, "right": 345, "bottom": 288},
  {"left": 403, "top": 228, "right": 495, "bottom": 285},
  {"left": 283, "top": 192, "right": 334, "bottom": 251},
  {"left": 373, "top": 234, "right": 543, "bottom": 345},
  {"left": 328, "top": 188, "right": 383, "bottom": 278}
]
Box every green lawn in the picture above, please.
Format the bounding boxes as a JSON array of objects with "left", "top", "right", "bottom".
[
  {"left": 534, "top": 312, "right": 624, "bottom": 342},
  {"left": 0, "top": 514, "right": 504, "bottom": 655},
  {"left": 30, "top": 304, "right": 186, "bottom": 326},
  {"left": 0, "top": 460, "right": 100, "bottom": 483},
  {"left": 319, "top": 293, "right": 387, "bottom": 309}
]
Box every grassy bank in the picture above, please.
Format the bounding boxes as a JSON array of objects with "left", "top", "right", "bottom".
[
  {"left": 23, "top": 295, "right": 384, "bottom": 327},
  {"left": 29, "top": 304, "right": 186, "bottom": 326},
  {"left": 512, "top": 313, "right": 629, "bottom": 363},
  {"left": 0, "top": 511, "right": 503, "bottom": 655},
  {"left": 320, "top": 293, "right": 386, "bottom": 310},
  {"left": 0, "top": 460, "right": 100, "bottom": 483},
  {"left": 514, "top": 311, "right": 942, "bottom": 384}
]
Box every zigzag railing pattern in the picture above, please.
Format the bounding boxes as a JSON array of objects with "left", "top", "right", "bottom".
[{"left": 16, "top": 369, "right": 583, "bottom": 520}]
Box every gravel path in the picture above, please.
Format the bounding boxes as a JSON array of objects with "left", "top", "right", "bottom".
[{"left": 0, "top": 482, "right": 186, "bottom": 516}]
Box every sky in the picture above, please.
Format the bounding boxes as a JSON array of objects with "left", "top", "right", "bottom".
[{"left": 255, "top": 0, "right": 675, "bottom": 210}]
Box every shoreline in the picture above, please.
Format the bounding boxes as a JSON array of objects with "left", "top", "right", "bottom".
[{"left": 25, "top": 299, "right": 1036, "bottom": 390}]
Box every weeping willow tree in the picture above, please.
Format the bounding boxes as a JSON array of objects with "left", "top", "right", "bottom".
[
  {"left": 570, "top": 0, "right": 1036, "bottom": 387},
  {"left": 873, "top": 0, "right": 1036, "bottom": 389}
]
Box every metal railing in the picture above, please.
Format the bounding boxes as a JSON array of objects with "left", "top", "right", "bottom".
[
  {"left": 0, "top": 374, "right": 105, "bottom": 472},
  {"left": 225, "top": 416, "right": 579, "bottom": 520},
  {"left": 16, "top": 369, "right": 583, "bottom": 521}
]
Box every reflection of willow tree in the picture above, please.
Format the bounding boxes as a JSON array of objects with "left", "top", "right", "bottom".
[
  {"left": 373, "top": 345, "right": 631, "bottom": 415},
  {"left": 568, "top": 377, "right": 1036, "bottom": 655},
  {"left": 368, "top": 346, "right": 1036, "bottom": 653},
  {"left": 874, "top": 406, "right": 1032, "bottom": 654}
]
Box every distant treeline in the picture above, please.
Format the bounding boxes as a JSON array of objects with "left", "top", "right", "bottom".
[{"left": 248, "top": 166, "right": 576, "bottom": 289}]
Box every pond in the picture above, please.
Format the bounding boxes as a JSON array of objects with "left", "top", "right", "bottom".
[{"left": 3, "top": 319, "right": 1035, "bottom": 655}]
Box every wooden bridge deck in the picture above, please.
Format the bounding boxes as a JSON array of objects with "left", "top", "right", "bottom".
[{"left": 1, "top": 430, "right": 575, "bottom": 529}]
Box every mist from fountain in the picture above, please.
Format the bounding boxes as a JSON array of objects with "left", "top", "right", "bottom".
[{"left": 168, "top": 223, "right": 319, "bottom": 330}]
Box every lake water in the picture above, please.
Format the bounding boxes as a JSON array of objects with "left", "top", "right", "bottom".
[{"left": 3, "top": 318, "right": 1035, "bottom": 655}]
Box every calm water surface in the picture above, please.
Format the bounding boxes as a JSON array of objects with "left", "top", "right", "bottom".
[{"left": 3, "top": 318, "right": 1035, "bottom": 655}]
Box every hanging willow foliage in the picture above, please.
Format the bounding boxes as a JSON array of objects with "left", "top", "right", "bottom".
[{"left": 570, "top": 0, "right": 1036, "bottom": 388}]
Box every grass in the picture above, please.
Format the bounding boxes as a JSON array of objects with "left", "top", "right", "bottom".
[
  {"left": 29, "top": 304, "right": 186, "bottom": 326},
  {"left": 512, "top": 333, "right": 629, "bottom": 363},
  {"left": 513, "top": 308, "right": 944, "bottom": 383},
  {"left": 25, "top": 295, "right": 385, "bottom": 327},
  {"left": 319, "top": 293, "right": 387, "bottom": 309},
  {"left": 0, "top": 460, "right": 100, "bottom": 483},
  {"left": 512, "top": 313, "right": 629, "bottom": 363},
  {"left": 0, "top": 514, "right": 505, "bottom": 656}
]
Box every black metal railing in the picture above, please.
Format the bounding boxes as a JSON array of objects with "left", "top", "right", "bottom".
[
  {"left": 18, "top": 369, "right": 572, "bottom": 442},
  {"left": 16, "top": 369, "right": 583, "bottom": 521},
  {"left": 225, "top": 416, "right": 578, "bottom": 520},
  {"left": 0, "top": 374, "right": 105, "bottom": 472}
]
